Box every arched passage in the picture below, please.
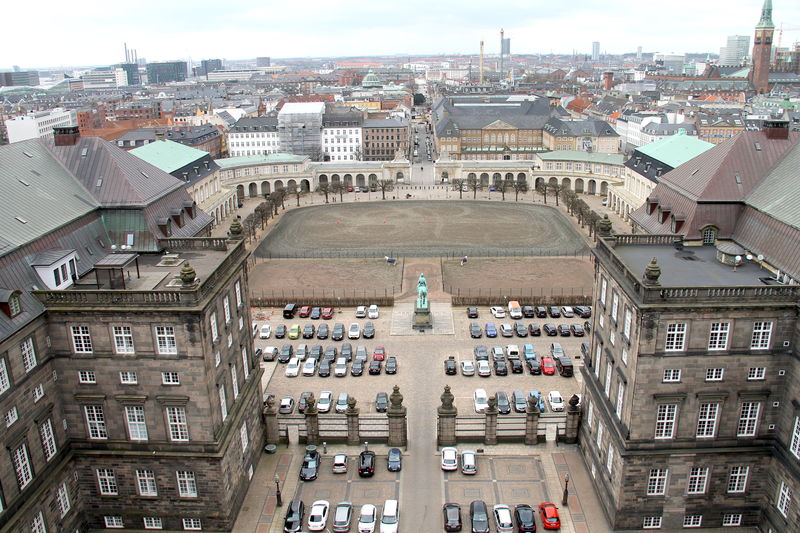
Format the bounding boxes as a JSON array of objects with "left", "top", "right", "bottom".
[
  {"left": 236, "top": 184, "right": 245, "bottom": 200},
  {"left": 492, "top": 173, "right": 502, "bottom": 184},
  {"left": 480, "top": 173, "right": 490, "bottom": 186},
  {"left": 368, "top": 174, "right": 378, "bottom": 185},
  {"left": 588, "top": 180, "right": 596, "bottom": 194},
  {"left": 600, "top": 181, "right": 608, "bottom": 195},
  {"left": 468, "top": 172, "right": 477, "bottom": 181},
  {"left": 562, "top": 178, "right": 571, "bottom": 190},
  {"left": 287, "top": 179, "right": 297, "bottom": 191},
  {"left": 319, "top": 174, "right": 328, "bottom": 185},
  {"left": 535, "top": 177, "right": 545, "bottom": 189},
  {"left": 274, "top": 180, "right": 285, "bottom": 190},
  {"left": 344, "top": 175, "right": 352, "bottom": 187},
  {"left": 395, "top": 172, "right": 403, "bottom": 182},
  {"left": 248, "top": 182, "right": 257, "bottom": 197},
  {"left": 505, "top": 172, "right": 514, "bottom": 181},
  {"left": 516, "top": 173, "right": 526, "bottom": 182},
  {"left": 548, "top": 177, "right": 558, "bottom": 187},
  {"left": 331, "top": 174, "right": 340, "bottom": 184},
  {"left": 260, "top": 181, "right": 269, "bottom": 195},
  {"left": 301, "top": 179, "right": 311, "bottom": 192},
  {"left": 575, "top": 178, "right": 584, "bottom": 193}
]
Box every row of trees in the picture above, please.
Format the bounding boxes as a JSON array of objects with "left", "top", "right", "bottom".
[
  {"left": 449, "top": 177, "right": 530, "bottom": 201},
  {"left": 314, "top": 179, "right": 395, "bottom": 202}
]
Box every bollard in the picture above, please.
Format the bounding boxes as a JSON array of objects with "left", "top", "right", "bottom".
[{"left": 323, "top": 441, "right": 327, "bottom": 454}]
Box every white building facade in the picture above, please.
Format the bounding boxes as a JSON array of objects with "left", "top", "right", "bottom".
[
  {"left": 4, "top": 107, "right": 76, "bottom": 143},
  {"left": 227, "top": 117, "right": 280, "bottom": 157}
]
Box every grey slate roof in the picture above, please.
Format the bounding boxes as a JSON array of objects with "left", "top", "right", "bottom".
[
  {"left": 363, "top": 118, "right": 408, "bottom": 128},
  {"left": 433, "top": 97, "right": 552, "bottom": 136},
  {"left": 230, "top": 116, "right": 279, "bottom": 133},
  {"left": 543, "top": 117, "right": 618, "bottom": 137},
  {"left": 745, "top": 142, "right": 800, "bottom": 230},
  {"left": 641, "top": 123, "right": 698, "bottom": 136}
]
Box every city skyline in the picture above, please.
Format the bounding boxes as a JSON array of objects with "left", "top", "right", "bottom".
[{"left": 2, "top": 0, "right": 799, "bottom": 69}]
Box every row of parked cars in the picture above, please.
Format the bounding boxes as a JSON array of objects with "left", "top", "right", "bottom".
[
  {"left": 262, "top": 321, "right": 378, "bottom": 342},
  {"left": 274, "top": 390, "right": 393, "bottom": 414},
  {"left": 469, "top": 321, "right": 588, "bottom": 339},
  {"left": 446, "top": 343, "right": 574, "bottom": 378},
  {"left": 300, "top": 448, "right": 401, "bottom": 482},
  {"left": 283, "top": 498, "right": 398, "bottom": 532},
  {"left": 442, "top": 501, "right": 561, "bottom": 532},
  {"left": 470, "top": 305, "right": 591, "bottom": 320},
  {"left": 279, "top": 304, "right": 380, "bottom": 320},
  {"left": 279, "top": 344, "right": 397, "bottom": 377},
  {"left": 471, "top": 388, "right": 567, "bottom": 413}
]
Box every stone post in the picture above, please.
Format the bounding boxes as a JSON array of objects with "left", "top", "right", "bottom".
[
  {"left": 346, "top": 396, "right": 360, "bottom": 446},
  {"left": 524, "top": 395, "right": 541, "bottom": 445},
  {"left": 437, "top": 385, "right": 457, "bottom": 447},
  {"left": 484, "top": 394, "right": 498, "bottom": 445},
  {"left": 565, "top": 395, "right": 581, "bottom": 444},
  {"left": 262, "top": 396, "right": 280, "bottom": 445},
  {"left": 304, "top": 396, "right": 319, "bottom": 446},
  {"left": 387, "top": 385, "right": 407, "bottom": 447}
]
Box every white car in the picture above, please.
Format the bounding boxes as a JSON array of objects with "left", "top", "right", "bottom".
[
  {"left": 460, "top": 360, "right": 475, "bottom": 376},
  {"left": 490, "top": 306, "right": 506, "bottom": 318},
  {"left": 473, "top": 388, "right": 489, "bottom": 412},
  {"left": 477, "top": 360, "right": 491, "bottom": 377},
  {"left": 302, "top": 358, "right": 317, "bottom": 376},
  {"left": 335, "top": 392, "right": 349, "bottom": 413},
  {"left": 493, "top": 504, "right": 514, "bottom": 533},
  {"left": 334, "top": 357, "right": 348, "bottom": 377},
  {"left": 355, "top": 306, "right": 367, "bottom": 318},
  {"left": 318, "top": 391, "right": 333, "bottom": 413},
  {"left": 348, "top": 322, "right": 361, "bottom": 339},
  {"left": 379, "top": 499, "right": 399, "bottom": 533},
  {"left": 259, "top": 324, "right": 271, "bottom": 339},
  {"left": 358, "top": 503, "right": 377, "bottom": 533},
  {"left": 548, "top": 390, "right": 565, "bottom": 412},
  {"left": 296, "top": 343, "right": 308, "bottom": 361},
  {"left": 441, "top": 447, "right": 458, "bottom": 471},
  {"left": 368, "top": 304, "right": 379, "bottom": 319},
  {"left": 307, "top": 500, "right": 330, "bottom": 531},
  {"left": 285, "top": 357, "right": 300, "bottom": 377},
  {"left": 262, "top": 346, "right": 278, "bottom": 361}
]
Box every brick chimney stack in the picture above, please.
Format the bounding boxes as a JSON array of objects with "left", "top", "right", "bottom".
[
  {"left": 53, "top": 126, "right": 80, "bottom": 146},
  {"left": 603, "top": 72, "right": 613, "bottom": 90}
]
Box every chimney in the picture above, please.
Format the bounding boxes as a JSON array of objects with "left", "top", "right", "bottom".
[
  {"left": 53, "top": 126, "right": 80, "bottom": 146},
  {"left": 763, "top": 119, "right": 789, "bottom": 140},
  {"left": 603, "top": 72, "right": 613, "bottom": 90}
]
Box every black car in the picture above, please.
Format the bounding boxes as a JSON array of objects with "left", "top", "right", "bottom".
[
  {"left": 310, "top": 307, "right": 321, "bottom": 319},
  {"left": 363, "top": 322, "right": 375, "bottom": 339},
  {"left": 375, "top": 392, "right": 388, "bottom": 412},
  {"left": 299, "top": 450, "right": 320, "bottom": 481},
  {"left": 584, "top": 320, "right": 592, "bottom": 334},
  {"left": 575, "top": 305, "right": 592, "bottom": 318},
  {"left": 275, "top": 324, "right": 287, "bottom": 338},
  {"left": 310, "top": 345, "right": 323, "bottom": 359},
  {"left": 467, "top": 307, "right": 479, "bottom": 318},
  {"left": 318, "top": 360, "right": 331, "bottom": 377},
  {"left": 496, "top": 391, "right": 511, "bottom": 414},
  {"left": 316, "top": 323, "right": 329, "bottom": 339},
  {"left": 527, "top": 358, "right": 542, "bottom": 375},
  {"left": 510, "top": 359, "right": 524, "bottom": 374},
  {"left": 494, "top": 359, "right": 508, "bottom": 376},
  {"left": 358, "top": 450, "right": 375, "bottom": 477},
  {"left": 535, "top": 306, "right": 548, "bottom": 318},
  {"left": 279, "top": 344, "right": 294, "bottom": 363},
  {"left": 302, "top": 324, "right": 315, "bottom": 339},
  {"left": 514, "top": 322, "right": 528, "bottom": 337},
  {"left": 445, "top": 356, "right": 457, "bottom": 375},
  {"left": 385, "top": 356, "right": 397, "bottom": 374},
  {"left": 369, "top": 360, "right": 382, "bottom": 375},
  {"left": 469, "top": 322, "right": 482, "bottom": 338},
  {"left": 351, "top": 360, "right": 364, "bottom": 376},
  {"left": 543, "top": 323, "right": 558, "bottom": 336},
  {"left": 558, "top": 324, "right": 571, "bottom": 337},
  {"left": 443, "top": 502, "right": 462, "bottom": 532},
  {"left": 469, "top": 500, "right": 490, "bottom": 533},
  {"left": 283, "top": 500, "right": 305, "bottom": 533},
  {"left": 298, "top": 392, "right": 313, "bottom": 413},
  {"left": 528, "top": 323, "right": 542, "bottom": 336},
  {"left": 387, "top": 447, "right": 402, "bottom": 472},
  {"left": 548, "top": 306, "right": 561, "bottom": 318},
  {"left": 332, "top": 323, "right": 345, "bottom": 341},
  {"left": 514, "top": 504, "right": 536, "bottom": 533},
  {"left": 341, "top": 343, "right": 353, "bottom": 362},
  {"left": 522, "top": 305, "right": 535, "bottom": 318},
  {"left": 324, "top": 346, "right": 338, "bottom": 362},
  {"left": 473, "top": 346, "right": 489, "bottom": 361},
  {"left": 571, "top": 324, "right": 585, "bottom": 336}
]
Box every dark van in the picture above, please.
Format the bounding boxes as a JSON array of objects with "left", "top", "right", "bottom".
[
  {"left": 283, "top": 303, "right": 298, "bottom": 319},
  {"left": 556, "top": 356, "right": 574, "bottom": 377}
]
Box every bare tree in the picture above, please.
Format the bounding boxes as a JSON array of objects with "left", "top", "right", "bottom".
[
  {"left": 561, "top": 189, "right": 577, "bottom": 214},
  {"left": 378, "top": 179, "right": 394, "bottom": 200},
  {"left": 536, "top": 181, "right": 548, "bottom": 204},
  {"left": 273, "top": 188, "right": 287, "bottom": 210},
  {"left": 331, "top": 182, "right": 346, "bottom": 202},
  {"left": 291, "top": 186, "right": 306, "bottom": 207},
  {"left": 451, "top": 178, "right": 466, "bottom": 199},
  {"left": 511, "top": 179, "right": 530, "bottom": 202},
  {"left": 254, "top": 202, "right": 269, "bottom": 230},
  {"left": 548, "top": 181, "right": 564, "bottom": 206},
  {"left": 491, "top": 178, "right": 512, "bottom": 201},
  {"left": 316, "top": 182, "right": 331, "bottom": 204},
  {"left": 243, "top": 213, "right": 257, "bottom": 242},
  {"left": 467, "top": 175, "right": 483, "bottom": 199},
  {"left": 587, "top": 211, "right": 601, "bottom": 239}
]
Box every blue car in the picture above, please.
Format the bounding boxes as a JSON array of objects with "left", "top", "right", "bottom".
[
  {"left": 529, "top": 391, "right": 547, "bottom": 413},
  {"left": 485, "top": 322, "right": 498, "bottom": 338}
]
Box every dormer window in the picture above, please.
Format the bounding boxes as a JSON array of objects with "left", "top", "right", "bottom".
[
  {"left": 9, "top": 295, "right": 21, "bottom": 317},
  {"left": 0, "top": 290, "right": 23, "bottom": 318},
  {"left": 647, "top": 197, "right": 659, "bottom": 215}
]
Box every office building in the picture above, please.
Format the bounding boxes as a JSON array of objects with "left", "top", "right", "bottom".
[
  {"left": 146, "top": 61, "right": 188, "bottom": 84},
  {"left": 322, "top": 106, "right": 363, "bottom": 161},
  {"left": 0, "top": 71, "right": 39, "bottom": 87},
  {"left": 115, "top": 62, "right": 140, "bottom": 85},
  {"left": 592, "top": 41, "right": 601, "bottom": 61},
  {"left": 5, "top": 108, "right": 76, "bottom": 143},
  {"left": 719, "top": 35, "right": 750, "bottom": 66},
  {"left": 256, "top": 57, "right": 271, "bottom": 67},
  {"left": 201, "top": 59, "right": 223, "bottom": 76}
]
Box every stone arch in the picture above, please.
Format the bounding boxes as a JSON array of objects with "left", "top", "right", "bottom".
[
  {"left": 343, "top": 175, "right": 352, "bottom": 187},
  {"left": 274, "top": 179, "right": 285, "bottom": 190},
  {"left": 319, "top": 174, "right": 328, "bottom": 185},
  {"left": 395, "top": 171, "right": 403, "bottom": 182},
  {"left": 368, "top": 173, "right": 378, "bottom": 185},
  {"left": 505, "top": 172, "right": 514, "bottom": 181},
  {"left": 600, "top": 181, "right": 608, "bottom": 195},
  {"left": 236, "top": 185, "right": 244, "bottom": 201},
  {"left": 548, "top": 177, "right": 558, "bottom": 187},
  {"left": 355, "top": 174, "right": 364, "bottom": 187},
  {"left": 260, "top": 181, "right": 269, "bottom": 195},
  {"left": 535, "top": 177, "right": 545, "bottom": 189},
  {"left": 248, "top": 182, "right": 257, "bottom": 198},
  {"left": 575, "top": 178, "right": 584, "bottom": 193},
  {"left": 587, "top": 179, "right": 596, "bottom": 194},
  {"left": 480, "top": 173, "right": 490, "bottom": 186},
  {"left": 562, "top": 177, "right": 571, "bottom": 190},
  {"left": 287, "top": 179, "right": 297, "bottom": 191},
  {"left": 516, "top": 172, "right": 526, "bottom": 182},
  {"left": 441, "top": 170, "right": 449, "bottom": 181},
  {"left": 492, "top": 172, "right": 502, "bottom": 183},
  {"left": 301, "top": 179, "right": 311, "bottom": 192},
  {"left": 331, "top": 174, "right": 341, "bottom": 184},
  {"left": 468, "top": 172, "right": 477, "bottom": 181}
]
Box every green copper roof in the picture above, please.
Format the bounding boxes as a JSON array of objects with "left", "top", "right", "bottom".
[
  {"left": 757, "top": 0, "right": 774, "bottom": 28},
  {"left": 129, "top": 140, "right": 208, "bottom": 174},
  {"left": 636, "top": 131, "right": 714, "bottom": 169},
  {"left": 215, "top": 153, "right": 308, "bottom": 169},
  {"left": 538, "top": 151, "right": 624, "bottom": 165}
]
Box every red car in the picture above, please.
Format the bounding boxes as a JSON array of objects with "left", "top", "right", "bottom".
[
  {"left": 373, "top": 346, "right": 386, "bottom": 361},
  {"left": 321, "top": 307, "right": 334, "bottom": 320},
  {"left": 541, "top": 357, "right": 556, "bottom": 375},
  {"left": 539, "top": 502, "right": 560, "bottom": 529},
  {"left": 298, "top": 306, "right": 312, "bottom": 318}
]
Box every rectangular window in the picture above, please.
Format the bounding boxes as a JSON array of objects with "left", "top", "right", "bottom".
[
  {"left": 606, "top": 445, "right": 614, "bottom": 473},
  {"left": 751, "top": 321, "right": 773, "bottom": 349},
  {"left": 240, "top": 423, "right": 249, "bottom": 453},
  {"left": 604, "top": 362, "right": 612, "bottom": 397},
  {"left": 57, "top": 481, "right": 71, "bottom": 517},
  {"left": 596, "top": 421, "right": 604, "bottom": 448},
  {"left": 663, "top": 369, "right": 681, "bottom": 382},
  {"left": 696, "top": 403, "right": 719, "bottom": 438},
  {"left": 215, "top": 351, "right": 221, "bottom": 367},
  {"left": 791, "top": 417, "right": 800, "bottom": 459},
  {"left": 105, "top": 516, "right": 124, "bottom": 528},
  {"left": 594, "top": 345, "right": 601, "bottom": 378},
  {"left": 71, "top": 325, "right": 93, "bottom": 353},
  {"left": 162, "top": 371, "right": 180, "bottom": 385},
  {"left": 144, "top": 517, "right": 163, "bottom": 529},
  {"left": 748, "top": 367, "right": 766, "bottom": 380},
  {"left": 167, "top": 407, "right": 189, "bottom": 441},
  {"left": 97, "top": 468, "right": 118, "bottom": 495},
  {"left": 231, "top": 365, "right": 239, "bottom": 399},
  {"left": 78, "top": 370, "right": 96, "bottom": 384},
  {"left": 85, "top": 405, "right": 108, "bottom": 439},
  {"left": 616, "top": 382, "right": 625, "bottom": 418},
  {"left": 12, "top": 443, "right": 33, "bottom": 489},
  {"left": 722, "top": 514, "right": 742, "bottom": 527},
  {"left": 21, "top": 337, "right": 37, "bottom": 372},
  {"left": 183, "top": 518, "right": 202, "bottom": 530},
  {"left": 223, "top": 296, "right": 231, "bottom": 323},
  {"left": 737, "top": 402, "right": 760, "bottom": 437},
  {"left": 234, "top": 280, "right": 242, "bottom": 307},
  {"left": 155, "top": 326, "right": 177, "bottom": 354},
  {"left": 0, "top": 358, "right": 9, "bottom": 393},
  {"left": 708, "top": 322, "right": 730, "bottom": 350},
  {"left": 611, "top": 293, "right": 619, "bottom": 322},
  {"left": 136, "top": 470, "right": 158, "bottom": 496},
  {"left": 728, "top": 466, "right": 749, "bottom": 493},
  {"left": 39, "top": 419, "right": 58, "bottom": 460},
  {"left": 120, "top": 371, "right": 138, "bottom": 384},
  {"left": 113, "top": 326, "right": 135, "bottom": 354},
  {"left": 687, "top": 467, "right": 709, "bottom": 494},
  {"left": 598, "top": 313, "right": 605, "bottom": 329},
  {"left": 655, "top": 404, "right": 677, "bottom": 439},
  {"left": 5, "top": 406, "right": 18, "bottom": 427},
  {"left": 623, "top": 309, "right": 632, "bottom": 339},
  {"left": 586, "top": 402, "right": 593, "bottom": 427},
  {"left": 643, "top": 517, "right": 662, "bottom": 529},
  {"left": 210, "top": 312, "right": 219, "bottom": 341},
  {"left": 31, "top": 512, "right": 46, "bottom": 533},
  {"left": 609, "top": 330, "right": 616, "bottom": 346},
  {"left": 177, "top": 471, "right": 198, "bottom": 497},
  {"left": 242, "top": 347, "right": 249, "bottom": 380},
  {"left": 33, "top": 383, "right": 44, "bottom": 402},
  {"left": 683, "top": 515, "right": 702, "bottom": 528},
  {"left": 665, "top": 323, "right": 687, "bottom": 351},
  {"left": 621, "top": 349, "right": 628, "bottom": 365},
  {"left": 600, "top": 277, "right": 607, "bottom": 305},
  {"left": 705, "top": 368, "right": 724, "bottom": 381},
  {"left": 777, "top": 481, "right": 792, "bottom": 517},
  {"left": 125, "top": 406, "right": 148, "bottom": 441},
  {"left": 647, "top": 468, "right": 668, "bottom": 495}
]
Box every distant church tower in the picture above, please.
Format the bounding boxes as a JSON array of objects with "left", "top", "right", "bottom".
[{"left": 750, "top": 0, "right": 774, "bottom": 94}]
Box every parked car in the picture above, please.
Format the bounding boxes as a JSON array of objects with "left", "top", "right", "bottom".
[
  {"left": 379, "top": 499, "right": 399, "bottom": 533},
  {"left": 466, "top": 307, "right": 479, "bottom": 318},
  {"left": 548, "top": 306, "right": 561, "bottom": 318},
  {"left": 367, "top": 304, "right": 379, "bottom": 319},
  {"left": 373, "top": 346, "right": 386, "bottom": 361},
  {"left": 543, "top": 323, "right": 558, "bottom": 336},
  {"left": 307, "top": 500, "right": 330, "bottom": 531},
  {"left": 387, "top": 448, "right": 402, "bottom": 472},
  {"left": 363, "top": 322, "right": 375, "bottom": 339},
  {"left": 289, "top": 324, "right": 302, "bottom": 339},
  {"left": 514, "top": 504, "right": 537, "bottom": 533},
  {"left": 445, "top": 356, "right": 457, "bottom": 375},
  {"left": 490, "top": 306, "right": 506, "bottom": 318},
  {"left": 285, "top": 358, "right": 301, "bottom": 377},
  {"left": 473, "top": 389, "right": 489, "bottom": 413},
  {"left": 358, "top": 504, "right": 377, "bottom": 533},
  {"left": 316, "top": 323, "right": 329, "bottom": 339},
  {"left": 570, "top": 324, "right": 585, "bottom": 336},
  {"left": 318, "top": 391, "right": 333, "bottom": 413},
  {"left": 262, "top": 346, "right": 278, "bottom": 361},
  {"left": 310, "top": 307, "right": 322, "bottom": 320},
  {"left": 493, "top": 504, "right": 514, "bottom": 533},
  {"left": 522, "top": 305, "right": 535, "bottom": 318},
  {"left": 341, "top": 343, "right": 353, "bottom": 362},
  {"left": 485, "top": 322, "right": 498, "bottom": 338},
  {"left": 332, "top": 323, "right": 345, "bottom": 341},
  {"left": 275, "top": 324, "right": 287, "bottom": 338},
  {"left": 355, "top": 345, "right": 368, "bottom": 362},
  {"left": 548, "top": 390, "right": 565, "bottom": 412},
  {"left": 491, "top": 346, "right": 505, "bottom": 361},
  {"left": 443, "top": 503, "right": 463, "bottom": 532},
  {"left": 318, "top": 360, "right": 331, "bottom": 377},
  {"left": 469, "top": 501, "right": 490, "bottom": 533},
  {"left": 310, "top": 345, "right": 323, "bottom": 359},
  {"left": 299, "top": 306, "right": 312, "bottom": 318},
  {"left": 461, "top": 360, "right": 475, "bottom": 376},
  {"left": 575, "top": 305, "right": 592, "bottom": 318},
  {"left": 535, "top": 306, "right": 548, "bottom": 318},
  {"left": 514, "top": 322, "right": 528, "bottom": 337},
  {"left": 541, "top": 357, "right": 556, "bottom": 375},
  {"left": 300, "top": 449, "right": 321, "bottom": 481},
  {"left": 512, "top": 391, "right": 528, "bottom": 412},
  {"left": 375, "top": 392, "right": 388, "bottom": 412},
  {"left": 298, "top": 391, "right": 313, "bottom": 413},
  {"left": 461, "top": 449, "right": 477, "bottom": 475},
  {"left": 259, "top": 324, "right": 271, "bottom": 339},
  {"left": 509, "top": 359, "right": 523, "bottom": 374},
  {"left": 351, "top": 360, "right": 364, "bottom": 376},
  {"left": 355, "top": 305, "right": 367, "bottom": 318},
  {"left": 332, "top": 502, "right": 353, "bottom": 533},
  {"left": 473, "top": 345, "right": 489, "bottom": 360},
  {"left": 321, "top": 307, "right": 334, "bottom": 320},
  {"left": 441, "top": 447, "right": 458, "bottom": 471},
  {"left": 348, "top": 322, "right": 361, "bottom": 339},
  {"left": 302, "top": 324, "right": 315, "bottom": 339},
  {"left": 477, "top": 360, "right": 491, "bottom": 377},
  {"left": 557, "top": 324, "right": 571, "bottom": 337},
  {"left": 550, "top": 342, "right": 565, "bottom": 358},
  {"left": 523, "top": 344, "right": 536, "bottom": 360},
  {"left": 529, "top": 390, "right": 547, "bottom": 412},
  {"left": 499, "top": 323, "right": 513, "bottom": 337},
  {"left": 560, "top": 306, "right": 575, "bottom": 318},
  {"left": 528, "top": 323, "right": 541, "bottom": 336},
  {"left": 283, "top": 500, "right": 305, "bottom": 533},
  {"left": 580, "top": 342, "right": 590, "bottom": 359},
  {"left": 526, "top": 358, "right": 542, "bottom": 375},
  {"left": 556, "top": 356, "right": 574, "bottom": 377},
  {"left": 493, "top": 359, "right": 508, "bottom": 376},
  {"left": 368, "top": 360, "right": 382, "bottom": 375},
  {"left": 278, "top": 396, "right": 295, "bottom": 414},
  {"left": 335, "top": 392, "right": 349, "bottom": 413},
  {"left": 584, "top": 320, "right": 592, "bottom": 334},
  {"left": 358, "top": 451, "right": 375, "bottom": 477},
  {"left": 470, "top": 322, "right": 483, "bottom": 338},
  {"left": 496, "top": 391, "right": 511, "bottom": 414},
  {"left": 539, "top": 503, "right": 561, "bottom": 530},
  {"left": 385, "top": 356, "right": 397, "bottom": 374}
]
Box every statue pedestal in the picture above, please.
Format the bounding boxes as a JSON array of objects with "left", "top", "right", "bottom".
[{"left": 412, "top": 305, "right": 433, "bottom": 330}]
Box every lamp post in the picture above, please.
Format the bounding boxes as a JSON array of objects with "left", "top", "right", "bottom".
[
  {"left": 274, "top": 474, "right": 283, "bottom": 507},
  {"left": 562, "top": 473, "right": 570, "bottom": 506}
]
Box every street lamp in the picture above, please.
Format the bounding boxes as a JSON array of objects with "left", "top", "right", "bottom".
[
  {"left": 562, "top": 473, "right": 570, "bottom": 506},
  {"left": 274, "top": 474, "right": 283, "bottom": 507}
]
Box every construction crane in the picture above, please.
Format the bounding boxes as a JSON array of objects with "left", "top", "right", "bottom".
[{"left": 776, "top": 23, "right": 800, "bottom": 51}]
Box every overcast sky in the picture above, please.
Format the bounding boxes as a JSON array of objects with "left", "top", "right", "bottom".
[{"left": 3, "top": 0, "right": 799, "bottom": 69}]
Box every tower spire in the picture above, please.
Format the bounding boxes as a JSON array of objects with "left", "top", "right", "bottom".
[{"left": 757, "top": 0, "right": 774, "bottom": 29}]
